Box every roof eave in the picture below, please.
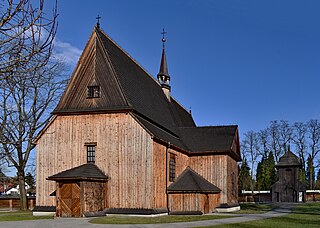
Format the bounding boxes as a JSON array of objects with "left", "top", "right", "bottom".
[{"left": 47, "top": 177, "right": 108, "bottom": 182}]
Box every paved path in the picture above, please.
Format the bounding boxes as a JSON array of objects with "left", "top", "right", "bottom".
[{"left": 0, "top": 204, "right": 294, "bottom": 228}]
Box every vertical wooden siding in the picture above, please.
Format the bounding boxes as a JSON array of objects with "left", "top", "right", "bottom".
[
  {"left": 81, "top": 181, "right": 105, "bottom": 214},
  {"left": 151, "top": 142, "right": 189, "bottom": 209},
  {"left": 168, "top": 193, "right": 219, "bottom": 213},
  {"left": 36, "top": 113, "right": 153, "bottom": 208},
  {"left": 226, "top": 155, "right": 239, "bottom": 204},
  {"left": 189, "top": 155, "right": 228, "bottom": 204}
]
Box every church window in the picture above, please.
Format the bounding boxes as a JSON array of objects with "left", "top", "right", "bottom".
[
  {"left": 169, "top": 155, "right": 176, "bottom": 182},
  {"left": 87, "top": 145, "right": 95, "bottom": 163},
  {"left": 87, "top": 86, "right": 100, "bottom": 98}
]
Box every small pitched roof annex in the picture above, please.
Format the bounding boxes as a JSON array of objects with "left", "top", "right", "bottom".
[
  {"left": 47, "top": 163, "right": 108, "bottom": 182},
  {"left": 276, "top": 150, "right": 302, "bottom": 168},
  {"left": 167, "top": 167, "right": 221, "bottom": 193}
]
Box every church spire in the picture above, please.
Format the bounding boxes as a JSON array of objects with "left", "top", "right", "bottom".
[{"left": 157, "top": 28, "right": 171, "bottom": 100}]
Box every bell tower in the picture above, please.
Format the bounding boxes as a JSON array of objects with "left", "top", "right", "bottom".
[{"left": 157, "top": 29, "right": 171, "bottom": 101}]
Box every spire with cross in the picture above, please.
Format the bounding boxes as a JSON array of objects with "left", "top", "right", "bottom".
[
  {"left": 161, "top": 28, "right": 167, "bottom": 49},
  {"left": 96, "top": 15, "right": 101, "bottom": 28},
  {"left": 157, "top": 28, "right": 171, "bottom": 100}
]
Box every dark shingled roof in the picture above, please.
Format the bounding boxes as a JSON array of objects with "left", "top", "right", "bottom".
[
  {"left": 51, "top": 26, "right": 240, "bottom": 157},
  {"left": 276, "top": 151, "right": 302, "bottom": 167},
  {"left": 179, "top": 126, "right": 238, "bottom": 152},
  {"left": 167, "top": 167, "right": 221, "bottom": 193},
  {"left": 47, "top": 163, "right": 108, "bottom": 181}
]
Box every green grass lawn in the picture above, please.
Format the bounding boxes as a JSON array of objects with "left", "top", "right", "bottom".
[
  {"left": 90, "top": 214, "right": 233, "bottom": 224},
  {"left": 0, "top": 210, "right": 53, "bottom": 221},
  {"left": 203, "top": 202, "right": 320, "bottom": 228},
  {"left": 233, "top": 203, "right": 278, "bottom": 214}
]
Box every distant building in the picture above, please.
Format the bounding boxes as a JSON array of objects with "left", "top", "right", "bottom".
[{"left": 271, "top": 150, "right": 306, "bottom": 202}]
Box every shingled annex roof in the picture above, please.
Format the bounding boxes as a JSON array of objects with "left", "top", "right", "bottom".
[
  {"left": 51, "top": 26, "right": 240, "bottom": 157},
  {"left": 179, "top": 125, "right": 239, "bottom": 155},
  {"left": 276, "top": 150, "right": 302, "bottom": 168},
  {"left": 47, "top": 163, "right": 108, "bottom": 182},
  {"left": 167, "top": 167, "right": 221, "bottom": 193}
]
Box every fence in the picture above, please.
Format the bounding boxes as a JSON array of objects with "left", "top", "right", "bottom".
[{"left": 0, "top": 195, "right": 35, "bottom": 210}]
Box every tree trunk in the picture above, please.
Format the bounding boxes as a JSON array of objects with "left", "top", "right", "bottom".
[{"left": 17, "top": 170, "right": 28, "bottom": 210}]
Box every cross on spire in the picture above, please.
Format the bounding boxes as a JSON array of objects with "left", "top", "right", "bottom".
[
  {"left": 161, "top": 28, "right": 167, "bottom": 49},
  {"left": 96, "top": 15, "right": 101, "bottom": 28}
]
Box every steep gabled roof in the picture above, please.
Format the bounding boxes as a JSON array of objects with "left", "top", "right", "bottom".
[
  {"left": 53, "top": 28, "right": 129, "bottom": 113},
  {"left": 50, "top": 26, "right": 240, "bottom": 159},
  {"left": 47, "top": 163, "right": 108, "bottom": 182},
  {"left": 168, "top": 167, "right": 221, "bottom": 193}
]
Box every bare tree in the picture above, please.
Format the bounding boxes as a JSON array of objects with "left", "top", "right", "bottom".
[
  {"left": 292, "top": 122, "right": 307, "bottom": 171},
  {"left": 278, "top": 120, "right": 292, "bottom": 152},
  {"left": 268, "top": 121, "right": 282, "bottom": 162},
  {"left": 242, "top": 131, "right": 261, "bottom": 193},
  {"left": 0, "top": 0, "right": 65, "bottom": 210},
  {"left": 307, "top": 119, "right": 320, "bottom": 190},
  {"left": 258, "top": 129, "right": 269, "bottom": 158}
]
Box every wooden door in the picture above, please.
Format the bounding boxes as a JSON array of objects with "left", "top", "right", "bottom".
[{"left": 59, "top": 183, "right": 81, "bottom": 217}]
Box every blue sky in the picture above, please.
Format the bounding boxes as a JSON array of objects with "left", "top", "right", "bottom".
[{"left": 53, "top": 0, "right": 320, "bottom": 136}]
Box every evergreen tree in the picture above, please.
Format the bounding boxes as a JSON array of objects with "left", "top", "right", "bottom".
[
  {"left": 238, "top": 158, "right": 252, "bottom": 193},
  {"left": 255, "top": 151, "right": 277, "bottom": 190},
  {"left": 306, "top": 155, "right": 315, "bottom": 189}
]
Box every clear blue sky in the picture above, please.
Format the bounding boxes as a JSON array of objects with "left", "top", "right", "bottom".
[{"left": 53, "top": 0, "right": 320, "bottom": 136}]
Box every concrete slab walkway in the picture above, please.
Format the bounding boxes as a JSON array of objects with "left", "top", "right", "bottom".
[{"left": 0, "top": 204, "right": 295, "bottom": 228}]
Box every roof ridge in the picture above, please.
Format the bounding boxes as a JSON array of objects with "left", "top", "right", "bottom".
[
  {"left": 179, "top": 125, "right": 238, "bottom": 129},
  {"left": 97, "top": 27, "right": 162, "bottom": 88}
]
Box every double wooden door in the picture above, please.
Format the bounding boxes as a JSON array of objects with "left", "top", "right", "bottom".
[{"left": 58, "top": 183, "right": 81, "bottom": 217}]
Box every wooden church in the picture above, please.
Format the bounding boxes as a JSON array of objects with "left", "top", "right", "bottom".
[{"left": 34, "top": 23, "right": 241, "bottom": 217}]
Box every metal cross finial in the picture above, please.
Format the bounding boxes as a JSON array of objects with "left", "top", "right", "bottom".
[
  {"left": 161, "top": 28, "right": 167, "bottom": 49},
  {"left": 96, "top": 15, "right": 101, "bottom": 28}
]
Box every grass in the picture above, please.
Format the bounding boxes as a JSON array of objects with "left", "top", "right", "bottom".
[
  {"left": 89, "top": 214, "right": 233, "bottom": 224},
  {"left": 202, "top": 202, "right": 320, "bottom": 228},
  {"left": 233, "top": 203, "right": 278, "bottom": 214},
  {"left": 0, "top": 210, "right": 53, "bottom": 221}
]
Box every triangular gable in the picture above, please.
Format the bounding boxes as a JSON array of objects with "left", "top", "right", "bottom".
[
  {"left": 53, "top": 27, "right": 129, "bottom": 114},
  {"left": 167, "top": 167, "right": 221, "bottom": 193}
]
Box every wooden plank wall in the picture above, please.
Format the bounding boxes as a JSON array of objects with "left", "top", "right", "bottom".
[
  {"left": 226, "top": 155, "right": 239, "bottom": 204},
  {"left": 152, "top": 142, "right": 189, "bottom": 209},
  {"left": 36, "top": 113, "right": 153, "bottom": 209},
  {"left": 189, "top": 155, "right": 228, "bottom": 204},
  {"left": 81, "top": 181, "right": 105, "bottom": 213},
  {"left": 168, "top": 193, "right": 219, "bottom": 213}
]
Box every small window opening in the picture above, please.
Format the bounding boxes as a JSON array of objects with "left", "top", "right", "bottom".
[
  {"left": 169, "top": 155, "right": 176, "bottom": 182},
  {"left": 87, "top": 86, "right": 100, "bottom": 98},
  {"left": 87, "top": 145, "right": 95, "bottom": 163}
]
